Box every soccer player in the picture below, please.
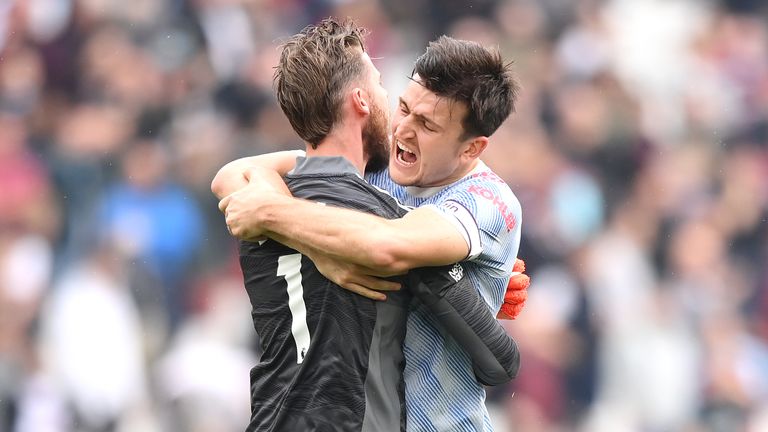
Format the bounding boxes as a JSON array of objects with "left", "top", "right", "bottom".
[
  {"left": 221, "top": 19, "right": 521, "bottom": 431},
  {"left": 217, "top": 35, "right": 524, "bottom": 431}
]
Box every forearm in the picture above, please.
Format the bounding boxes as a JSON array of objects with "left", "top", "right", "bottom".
[
  {"left": 408, "top": 270, "right": 520, "bottom": 385},
  {"left": 211, "top": 150, "right": 304, "bottom": 199},
  {"left": 257, "top": 195, "right": 410, "bottom": 276},
  {"left": 258, "top": 199, "right": 468, "bottom": 275}
]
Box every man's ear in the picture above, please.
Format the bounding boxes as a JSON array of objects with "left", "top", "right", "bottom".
[
  {"left": 462, "top": 136, "right": 489, "bottom": 160},
  {"left": 351, "top": 88, "right": 371, "bottom": 116}
]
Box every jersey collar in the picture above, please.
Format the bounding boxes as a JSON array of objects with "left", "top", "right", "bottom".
[{"left": 290, "top": 156, "right": 363, "bottom": 178}]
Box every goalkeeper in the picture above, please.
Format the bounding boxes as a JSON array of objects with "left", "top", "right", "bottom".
[{"left": 217, "top": 31, "right": 528, "bottom": 431}]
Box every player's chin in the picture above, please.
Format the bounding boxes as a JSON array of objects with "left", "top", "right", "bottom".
[{"left": 388, "top": 162, "right": 420, "bottom": 186}]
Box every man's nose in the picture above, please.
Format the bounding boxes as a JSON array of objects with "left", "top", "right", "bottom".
[{"left": 394, "top": 122, "right": 415, "bottom": 141}]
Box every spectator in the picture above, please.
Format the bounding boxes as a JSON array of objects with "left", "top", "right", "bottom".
[{"left": 0, "top": 0, "right": 766, "bottom": 430}]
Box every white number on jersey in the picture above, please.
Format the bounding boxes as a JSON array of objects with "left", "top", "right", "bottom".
[{"left": 277, "top": 254, "right": 311, "bottom": 364}]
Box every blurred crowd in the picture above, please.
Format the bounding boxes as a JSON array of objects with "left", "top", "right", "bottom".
[{"left": 0, "top": 0, "right": 766, "bottom": 431}]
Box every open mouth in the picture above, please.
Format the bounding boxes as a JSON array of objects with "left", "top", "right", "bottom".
[{"left": 395, "top": 140, "right": 418, "bottom": 166}]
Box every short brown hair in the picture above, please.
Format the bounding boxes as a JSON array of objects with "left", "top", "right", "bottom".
[
  {"left": 274, "top": 18, "right": 369, "bottom": 148},
  {"left": 412, "top": 36, "right": 520, "bottom": 139}
]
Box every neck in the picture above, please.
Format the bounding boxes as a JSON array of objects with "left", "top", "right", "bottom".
[
  {"left": 425, "top": 159, "right": 481, "bottom": 188},
  {"left": 305, "top": 125, "right": 367, "bottom": 175}
]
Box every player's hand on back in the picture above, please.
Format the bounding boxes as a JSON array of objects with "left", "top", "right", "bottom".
[
  {"left": 306, "top": 250, "right": 402, "bottom": 301},
  {"left": 219, "top": 187, "right": 270, "bottom": 241},
  {"left": 496, "top": 258, "right": 530, "bottom": 320},
  {"left": 219, "top": 167, "right": 292, "bottom": 241}
]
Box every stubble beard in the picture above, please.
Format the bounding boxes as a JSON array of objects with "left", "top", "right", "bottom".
[{"left": 363, "top": 102, "right": 390, "bottom": 174}]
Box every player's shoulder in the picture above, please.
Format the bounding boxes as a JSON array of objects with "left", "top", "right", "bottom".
[
  {"left": 287, "top": 172, "right": 366, "bottom": 202},
  {"left": 365, "top": 168, "right": 408, "bottom": 200},
  {"left": 291, "top": 171, "right": 408, "bottom": 219},
  {"left": 461, "top": 161, "right": 516, "bottom": 195},
  {"left": 357, "top": 176, "right": 411, "bottom": 219},
  {"left": 363, "top": 167, "right": 390, "bottom": 186},
  {"left": 442, "top": 161, "right": 520, "bottom": 229}
]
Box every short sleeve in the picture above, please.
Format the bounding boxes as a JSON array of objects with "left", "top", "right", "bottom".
[
  {"left": 424, "top": 180, "right": 522, "bottom": 274},
  {"left": 422, "top": 201, "right": 482, "bottom": 260}
]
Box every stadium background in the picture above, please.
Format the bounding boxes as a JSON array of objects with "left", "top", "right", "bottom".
[{"left": 1, "top": 0, "right": 767, "bottom": 430}]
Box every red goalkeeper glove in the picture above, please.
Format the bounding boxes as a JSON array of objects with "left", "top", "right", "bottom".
[{"left": 496, "top": 258, "right": 529, "bottom": 320}]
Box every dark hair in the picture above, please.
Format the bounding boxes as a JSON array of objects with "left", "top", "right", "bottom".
[
  {"left": 274, "top": 18, "right": 369, "bottom": 148},
  {"left": 412, "top": 36, "right": 519, "bottom": 139}
]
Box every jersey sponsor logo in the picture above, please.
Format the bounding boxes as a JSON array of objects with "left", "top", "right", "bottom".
[
  {"left": 449, "top": 263, "right": 464, "bottom": 282},
  {"left": 467, "top": 184, "right": 517, "bottom": 232},
  {"left": 468, "top": 171, "right": 506, "bottom": 185}
]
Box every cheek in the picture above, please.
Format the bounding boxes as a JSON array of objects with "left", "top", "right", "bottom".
[
  {"left": 420, "top": 139, "right": 441, "bottom": 166},
  {"left": 424, "top": 143, "right": 457, "bottom": 170}
]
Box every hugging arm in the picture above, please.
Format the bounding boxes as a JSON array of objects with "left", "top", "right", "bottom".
[
  {"left": 224, "top": 191, "right": 470, "bottom": 276},
  {"left": 214, "top": 152, "right": 469, "bottom": 276},
  {"left": 407, "top": 266, "right": 520, "bottom": 386},
  {"left": 211, "top": 150, "right": 304, "bottom": 199}
]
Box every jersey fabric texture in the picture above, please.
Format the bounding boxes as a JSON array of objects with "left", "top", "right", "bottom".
[
  {"left": 366, "top": 161, "right": 523, "bottom": 432},
  {"left": 239, "top": 157, "right": 520, "bottom": 432},
  {"left": 240, "top": 157, "right": 411, "bottom": 432}
]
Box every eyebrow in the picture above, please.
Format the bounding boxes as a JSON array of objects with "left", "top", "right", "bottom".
[{"left": 399, "top": 97, "right": 442, "bottom": 130}]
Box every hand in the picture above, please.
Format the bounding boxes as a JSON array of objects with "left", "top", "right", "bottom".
[
  {"left": 307, "top": 250, "right": 401, "bottom": 301},
  {"left": 218, "top": 187, "right": 268, "bottom": 241},
  {"left": 219, "top": 172, "right": 290, "bottom": 241},
  {"left": 496, "top": 258, "right": 530, "bottom": 320}
]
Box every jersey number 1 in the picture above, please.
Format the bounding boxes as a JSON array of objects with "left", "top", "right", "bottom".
[{"left": 277, "top": 254, "right": 311, "bottom": 364}]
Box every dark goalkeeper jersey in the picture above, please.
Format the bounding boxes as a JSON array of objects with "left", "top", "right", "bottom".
[{"left": 238, "top": 156, "right": 520, "bottom": 432}]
